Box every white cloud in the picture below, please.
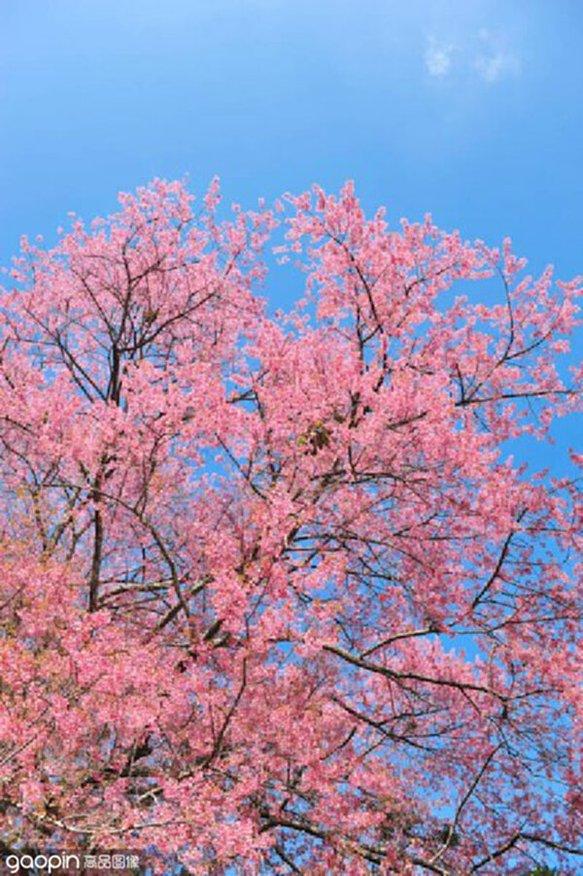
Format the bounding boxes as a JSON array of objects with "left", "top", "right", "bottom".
[
  {"left": 424, "top": 38, "right": 454, "bottom": 78},
  {"left": 473, "top": 31, "right": 520, "bottom": 82},
  {"left": 423, "top": 28, "right": 521, "bottom": 84},
  {"left": 474, "top": 51, "right": 519, "bottom": 82}
]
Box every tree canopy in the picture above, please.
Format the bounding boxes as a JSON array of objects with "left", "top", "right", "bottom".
[{"left": 0, "top": 180, "right": 580, "bottom": 874}]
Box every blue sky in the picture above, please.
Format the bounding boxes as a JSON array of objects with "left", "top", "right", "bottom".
[
  {"left": 2, "top": 0, "right": 582, "bottom": 269},
  {"left": 1, "top": 0, "right": 581, "bottom": 461}
]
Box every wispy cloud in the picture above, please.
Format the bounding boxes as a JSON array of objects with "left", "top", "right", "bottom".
[
  {"left": 473, "top": 29, "right": 520, "bottom": 82},
  {"left": 423, "top": 29, "right": 521, "bottom": 84},
  {"left": 424, "top": 38, "right": 454, "bottom": 78}
]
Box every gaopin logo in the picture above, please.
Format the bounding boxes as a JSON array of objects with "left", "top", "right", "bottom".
[{"left": 4, "top": 853, "right": 81, "bottom": 873}]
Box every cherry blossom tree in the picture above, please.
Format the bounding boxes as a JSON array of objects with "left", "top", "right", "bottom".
[{"left": 0, "top": 179, "right": 580, "bottom": 874}]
